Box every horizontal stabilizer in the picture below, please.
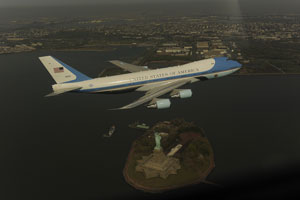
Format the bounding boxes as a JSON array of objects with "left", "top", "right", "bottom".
[
  {"left": 45, "top": 86, "right": 82, "bottom": 97},
  {"left": 109, "top": 60, "right": 149, "bottom": 72}
]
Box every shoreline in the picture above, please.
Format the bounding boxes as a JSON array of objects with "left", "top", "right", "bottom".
[
  {"left": 52, "top": 48, "right": 116, "bottom": 52},
  {"left": 0, "top": 50, "right": 299, "bottom": 76},
  {"left": 234, "top": 73, "right": 300, "bottom": 76},
  {"left": 0, "top": 48, "right": 115, "bottom": 55}
]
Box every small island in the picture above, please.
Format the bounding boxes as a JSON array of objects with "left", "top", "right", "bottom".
[{"left": 123, "top": 119, "right": 215, "bottom": 193}]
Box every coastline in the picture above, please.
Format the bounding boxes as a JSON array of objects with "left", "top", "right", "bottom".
[
  {"left": 53, "top": 48, "right": 116, "bottom": 52},
  {"left": 234, "top": 73, "right": 300, "bottom": 76},
  {"left": 1, "top": 50, "right": 299, "bottom": 76}
]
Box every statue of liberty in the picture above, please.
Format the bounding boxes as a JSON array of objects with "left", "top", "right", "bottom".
[{"left": 154, "top": 132, "right": 162, "bottom": 151}]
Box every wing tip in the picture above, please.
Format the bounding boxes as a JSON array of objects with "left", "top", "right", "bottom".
[
  {"left": 45, "top": 94, "right": 55, "bottom": 97},
  {"left": 109, "top": 60, "right": 120, "bottom": 63},
  {"left": 109, "top": 107, "right": 130, "bottom": 111},
  {"left": 38, "top": 55, "right": 52, "bottom": 60}
]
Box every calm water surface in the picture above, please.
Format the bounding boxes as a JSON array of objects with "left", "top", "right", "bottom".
[{"left": 1, "top": 48, "right": 300, "bottom": 199}]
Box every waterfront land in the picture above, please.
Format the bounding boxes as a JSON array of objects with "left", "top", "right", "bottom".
[
  {"left": 1, "top": 8, "right": 300, "bottom": 74},
  {"left": 123, "top": 119, "right": 215, "bottom": 193}
]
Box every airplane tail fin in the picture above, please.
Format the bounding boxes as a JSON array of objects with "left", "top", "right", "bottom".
[{"left": 39, "top": 56, "right": 91, "bottom": 84}]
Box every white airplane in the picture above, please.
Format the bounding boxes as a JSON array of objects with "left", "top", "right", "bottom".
[{"left": 39, "top": 56, "right": 241, "bottom": 109}]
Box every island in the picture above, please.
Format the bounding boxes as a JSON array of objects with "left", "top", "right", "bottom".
[{"left": 123, "top": 119, "right": 215, "bottom": 193}]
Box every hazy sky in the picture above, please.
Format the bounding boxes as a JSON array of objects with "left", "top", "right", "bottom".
[
  {"left": 1, "top": 0, "right": 299, "bottom": 7},
  {"left": 1, "top": 0, "right": 190, "bottom": 7},
  {"left": 0, "top": 0, "right": 299, "bottom": 18}
]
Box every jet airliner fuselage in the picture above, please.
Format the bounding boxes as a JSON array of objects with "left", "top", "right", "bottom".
[{"left": 39, "top": 56, "right": 241, "bottom": 109}]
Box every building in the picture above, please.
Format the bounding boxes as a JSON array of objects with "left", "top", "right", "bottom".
[
  {"left": 157, "top": 47, "right": 190, "bottom": 56},
  {"left": 196, "top": 41, "right": 209, "bottom": 49},
  {"left": 162, "top": 42, "right": 178, "bottom": 47}
]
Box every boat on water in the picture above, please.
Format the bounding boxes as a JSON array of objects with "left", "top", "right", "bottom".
[
  {"left": 103, "top": 125, "right": 116, "bottom": 137},
  {"left": 128, "top": 121, "right": 149, "bottom": 130}
]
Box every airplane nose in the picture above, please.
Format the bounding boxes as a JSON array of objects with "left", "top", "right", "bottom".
[{"left": 213, "top": 57, "right": 242, "bottom": 71}]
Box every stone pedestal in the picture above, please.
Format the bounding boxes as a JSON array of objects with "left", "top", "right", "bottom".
[{"left": 136, "top": 149, "right": 181, "bottom": 179}]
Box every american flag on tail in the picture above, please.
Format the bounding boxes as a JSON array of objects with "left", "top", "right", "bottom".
[{"left": 53, "top": 67, "right": 64, "bottom": 73}]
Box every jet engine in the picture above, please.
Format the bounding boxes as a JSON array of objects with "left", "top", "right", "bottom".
[
  {"left": 147, "top": 98, "right": 171, "bottom": 109},
  {"left": 170, "top": 89, "right": 192, "bottom": 99}
]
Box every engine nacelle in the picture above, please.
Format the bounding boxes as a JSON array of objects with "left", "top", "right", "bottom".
[
  {"left": 170, "top": 89, "right": 192, "bottom": 99},
  {"left": 147, "top": 99, "right": 171, "bottom": 109}
]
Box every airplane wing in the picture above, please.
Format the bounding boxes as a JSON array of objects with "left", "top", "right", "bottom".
[
  {"left": 109, "top": 60, "right": 149, "bottom": 72},
  {"left": 45, "top": 86, "right": 82, "bottom": 97},
  {"left": 115, "top": 78, "right": 193, "bottom": 110}
]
